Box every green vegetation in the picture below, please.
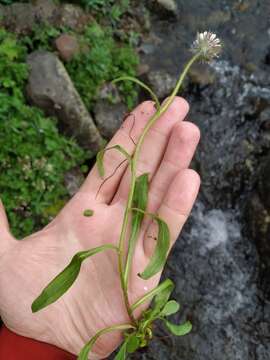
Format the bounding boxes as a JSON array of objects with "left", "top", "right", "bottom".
[
  {"left": 0, "top": 29, "right": 87, "bottom": 239},
  {"left": 66, "top": 23, "right": 139, "bottom": 110},
  {"left": 0, "top": 0, "right": 139, "bottom": 237}
]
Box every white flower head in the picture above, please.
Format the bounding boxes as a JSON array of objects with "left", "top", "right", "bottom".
[{"left": 191, "top": 31, "right": 222, "bottom": 62}]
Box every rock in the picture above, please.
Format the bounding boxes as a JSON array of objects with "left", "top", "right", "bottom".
[
  {"left": 57, "top": 3, "right": 90, "bottom": 30},
  {"left": 258, "top": 156, "right": 270, "bottom": 209},
  {"left": 146, "top": 69, "right": 176, "bottom": 99},
  {"left": 32, "top": 0, "right": 58, "bottom": 24},
  {"left": 64, "top": 167, "right": 85, "bottom": 196},
  {"left": 155, "top": 0, "right": 178, "bottom": 17},
  {"left": 55, "top": 34, "right": 80, "bottom": 62},
  {"left": 26, "top": 51, "right": 104, "bottom": 152},
  {"left": 1, "top": 0, "right": 90, "bottom": 34},
  {"left": 3, "top": 3, "right": 37, "bottom": 34},
  {"left": 94, "top": 100, "right": 127, "bottom": 139},
  {"left": 99, "top": 83, "right": 121, "bottom": 104},
  {"left": 189, "top": 64, "right": 216, "bottom": 86},
  {"left": 138, "top": 63, "right": 150, "bottom": 76}
]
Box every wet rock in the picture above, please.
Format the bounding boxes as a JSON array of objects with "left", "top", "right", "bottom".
[
  {"left": 154, "top": 0, "right": 178, "bottom": 17},
  {"left": 26, "top": 51, "right": 104, "bottom": 152},
  {"left": 55, "top": 34, "right": 80, "bottom": 62},
  {"left": 64, "top": 167, "right": 85, "bottom": 196},
  {"left": 94, "top": 101, "right": 127, "bottom": 139},
  {"left": 258, "top": 157, "right": 270, "bottom": 209},
  {"left": 146, "top": 69, "right": 176, "bottom": 99}
]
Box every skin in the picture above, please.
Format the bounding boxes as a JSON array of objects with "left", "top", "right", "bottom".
[{"left": 0, "top": 97, "right": 200, "bottom": 359}]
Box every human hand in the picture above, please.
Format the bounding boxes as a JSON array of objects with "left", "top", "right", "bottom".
[{"left": 0, "top": 98, "right": 200, "bottom": 358}]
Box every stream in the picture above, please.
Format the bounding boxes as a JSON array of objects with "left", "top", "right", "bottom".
[{"left": 128, "top": 1, "right": 270, "bottom": 359}]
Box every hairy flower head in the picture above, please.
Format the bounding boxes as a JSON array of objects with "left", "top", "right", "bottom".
[{"left": 191, "top": 31, "right": 222, "bottom": 62}]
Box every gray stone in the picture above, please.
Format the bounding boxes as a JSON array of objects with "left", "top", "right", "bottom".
[
  {"left": 1, "top": 0, "right": 89, "bottom": 34},
  {"left": 3, "top": 3, "right": 37, "bottom": 34},
  {"left": 64, "top": 167, "right": 85, "bottom": 196},
  {"left": 26, "top": 51, "right": 104, "bottom": 152},
  {"left": 94, "top": 100, "right": 127, "bottom": 139},
  {"left": 146, "top": 69, "right": 176, "bottom": 99},
  {"left": 57, "top": 3, "right": 89, "bottom": 30},
  {"left": 151, "top": 0, "right": 178, "bottom": 17}
]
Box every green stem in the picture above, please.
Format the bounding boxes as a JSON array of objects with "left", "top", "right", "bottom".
[
  {"left": 79, "top": 324, "right": 135, "bottom": 360},
  {"left": 117, "top": 51, "right": 201, "bottom": 324}
]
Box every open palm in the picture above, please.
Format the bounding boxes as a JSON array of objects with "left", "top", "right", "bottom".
[{"left": 0, "top": 98, "right": 200, "bottom": 359}]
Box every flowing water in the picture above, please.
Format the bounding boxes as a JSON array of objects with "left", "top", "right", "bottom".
[{"left": 128, "top": 1, "right": 270, "bottom": 359}]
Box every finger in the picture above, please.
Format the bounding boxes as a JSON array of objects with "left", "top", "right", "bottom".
[
  {"left": 143, "top": 169, "right": 200, "bottom": 257},
  {"left": 79, "top": 101, "right": 157, "bottom": 203},
  {"left": 0, "top": 199, "right": 16, "bottom": 255},
  {"left": 111, "top": 97, "right": 190, "bottom": 204},
  {"left": 147, "top": 121, "right": 200, "bottom": 214}
]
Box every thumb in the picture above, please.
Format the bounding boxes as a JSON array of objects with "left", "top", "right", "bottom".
[{"left": 0, "top": 199, "right": 16, "bottom": 255}]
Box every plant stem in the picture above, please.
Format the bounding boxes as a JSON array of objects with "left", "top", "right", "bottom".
[{"left": 117, "top": 51, "right": 201, "bottom": 324}]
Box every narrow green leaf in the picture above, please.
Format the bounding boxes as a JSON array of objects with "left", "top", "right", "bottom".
[
  {"left": 164, "top": 320, "right": 192, "bottom": 336},
  {"left": 114, "top": 341, "right": 127, "bottom": 360},
  {"left": 124, "top": 173, "right": 149, "bottom": 283},
  {"left": 160, "top": 300, "right": 180, "bottom": 317},
  {"left": 78, "top": 335, "right": 98, "bottom": 360},
  {"left": 31, "top": 244, "right": 118, "bottom": 313},
  {"left": 112, "top": 76, "right": 161, "bottom": 109},
  {"left": 96, "top": 148, "right": 106, "bottom": 177},
  {"left": 139, "top": 216, "right": 170, "bottom": 280},
  {"left": 96, "top": 145, "right": 130, "bottom": 178},
  {"left": 126, "top": 335, "right": 140, "bottom": 353},
  {"left": 79, "top": 324, "right": 134, "bottom": 360},
  {"left": 131, "top": 278, "right": 174, "bottom": 311}
]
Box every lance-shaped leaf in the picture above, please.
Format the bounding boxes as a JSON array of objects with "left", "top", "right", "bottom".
[
  {"left": 126, "top": 335, "right": 140, "bottom": 353},
  {"left": 139, "top": 215, "right": 170, "bottom": 280},
  {"left": 160, "top": 300, "right": 180, "bottom": 317},
  {"left": 114, "top": 341, "right": 127, "bottom": 360},
  {"left": 164, "top": 320, "right": 192, "bottom": 336},
  {"left": 79, "top": 324, "right": 134, "bottom": 360},
  {"left": 32, "top": 244, "right": 118, "bottom": 313},
  {"left": 112, "top": 76, "right": 160, "bottom": 109},
  {"left": 124, "top": 173, "right": 149, "bottom": 283},
  {"left": 96, "top": 145, "right": 131, "bottom": 178},
  {"left": 131, "top": 278, "right": 174, "bottom": 311}
]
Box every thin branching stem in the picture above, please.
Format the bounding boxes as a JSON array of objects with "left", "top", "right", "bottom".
[{"left": 117, "top": 52, "right": 202, "bottom": 323}]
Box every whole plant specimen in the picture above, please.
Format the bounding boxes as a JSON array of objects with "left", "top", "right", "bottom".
[{"left": 31, "top": 32, "right": 222, "bottom": 359}]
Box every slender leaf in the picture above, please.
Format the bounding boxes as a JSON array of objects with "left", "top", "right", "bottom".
[
  {"left": 126, "top": 335, "right": 140, "bottom": 353},
  {"left": 79, "top": 324, "right": 134, "bottom": 360},
  {"left": 78, "top": 334, "right": 98, "bottom": 360},
  {"left": 124, "top": 173, "right": 149, "bottom": 283},
  {"left": 164, "top": 320, "right": 192, "bottom": 336},
  {"left": 113, "top": 76, "right": 161, "bottom": 109},
  {"left": 96, "top": 145, "right": 131, "bottom": 178},
  {"left": 114, "top": 341, "right": 127, "bottom": 360},
  {"left": 139, "top": 216, "right": 170, "bottom": 280},
  {"left": 160, "top": 300, "right": 180, "bottom": 317},
  {"left": 131, "top": 278, "right": 174, "bottom": 311},
  {"left": 96, "top": 148, "right": 106, "bottom": 177},
  {"left": 32, "top": 244, "right": 118, "bottom": 312}
]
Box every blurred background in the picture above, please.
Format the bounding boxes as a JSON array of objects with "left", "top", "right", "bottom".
[{"left": 0, "top": 0, "right": 269, "bottom": 359}]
